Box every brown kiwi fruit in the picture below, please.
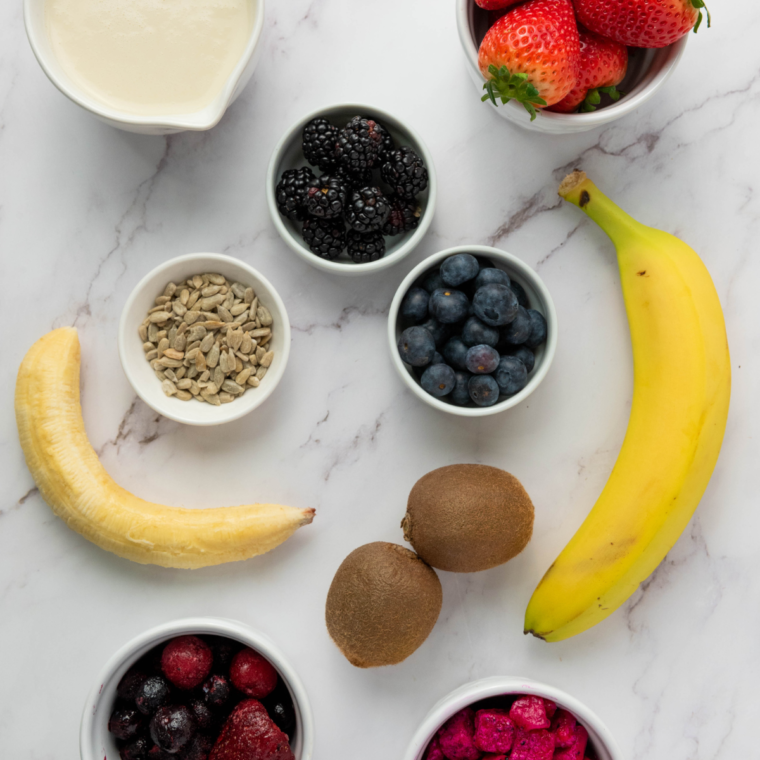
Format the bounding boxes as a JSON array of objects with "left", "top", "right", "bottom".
[
  {"left": 325, "top": 542, "right": 442, "bottom": 668},
  {"left": 402, "top": 464, "right": 534, "bottom": 573}
]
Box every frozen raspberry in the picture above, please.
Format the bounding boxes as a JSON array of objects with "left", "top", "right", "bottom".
[
  {"left": 149, "top": 705, "right": 196, "bottom": 755},
  {"left": 474, "top": 708, "right": 515, "bottom": 753},
  {"left": 509, "top": 728, "right": 554, "bottom": 760},
  {"left": 135, "top": 676, "right": 171, "bottom": 716},
  {"left": 108, "top": 707, "right": 144, "bottom": 741},
  {"left": 118, "top": 735, "right": 150, "bottom": 760},
  {"left": 203, "top": 675, "right": 232, "bottom": 708},
  {"left": 210, "top": 699, "right": 294, "bottom": 760},
  {"left": 230, "top": 648, "right": 278, "bottom": 699},
  {"left": 161, "top": 635, "right": 213, "bottom": 690},
  {"left": 437, "top": 708, "right": 480, "bottom": 760},
  {"left": 423, "top": 735, "right": 445, "bottom": 760},
  {"left": 553, "top": 725, "right": 589, "bottom": 760},
  {"left": 509, "top": 696, "right": 550, "bottom": 730},
  {"left": 551, "top": 709, "right": 578, "bottom": 748}
]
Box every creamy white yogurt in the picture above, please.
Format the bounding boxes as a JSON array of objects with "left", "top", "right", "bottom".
[{"left": 45, "top": 0, "right": 254, "bottom": 116}]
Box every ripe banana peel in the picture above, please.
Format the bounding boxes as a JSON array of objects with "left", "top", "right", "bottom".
[
  {"left": 15, "top": 328, "right": 314, "bottom": 569},
  {"left": 524, "top": 172, "right": 730, "bottom": 642}
]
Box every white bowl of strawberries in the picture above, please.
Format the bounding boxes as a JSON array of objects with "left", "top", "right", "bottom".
[{"left": 456, "top": 0, "right": 697, "bottom": 133}]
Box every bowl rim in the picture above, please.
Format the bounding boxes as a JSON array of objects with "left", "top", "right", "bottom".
[
  {"left": 23, "top": 0, "right": 266, "bottom": 131},
  {"left": 403, "top": 676, "right": 625, "bottom": 760},
  {"left": 388, "top": 245, "right": 557, "bottom": 417},
  {"left": 79, "top": 616, "right": 314, "bottom": 760},
  {"left": 266, "top": 102, "right": 437, "bottom": 276},
  {"left": 455, "top": 0, "right": 688, "bottom": 126},
  {"left": 118, "top": 252, "right": 290, "bottom": 426}
]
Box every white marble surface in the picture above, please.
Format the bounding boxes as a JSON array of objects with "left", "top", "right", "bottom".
[{"left": 1, "top": 1, "right": 758, "bottom": 758}]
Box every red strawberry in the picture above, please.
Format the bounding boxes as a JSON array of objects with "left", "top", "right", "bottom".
[
  {"left": 548, "top": 28, "right": 627, "bottom": 113},
  {"left": 573, "top": 0, "right": 710, "bottom": 48},
  {"left": 210, "top": 700, "right": 294, "bottom": 760},
  {"left": 478, "top": 0, "right": 581, "bottom": 118},
  {"left": 475, "top": 0, "right": 524, "bottom": 10}
]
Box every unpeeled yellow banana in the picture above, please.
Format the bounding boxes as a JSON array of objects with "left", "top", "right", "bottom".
[
  {"left": 15, "top": 328, "right": 314, "bottom": 569},
  {"left": 524, "top": 172, "right": 730, "bottom": 642}
]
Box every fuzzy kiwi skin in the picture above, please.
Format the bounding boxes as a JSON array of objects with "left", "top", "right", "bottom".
[
  {"left": 325, "top": 542, "right": 442, "bottom": 668},
  {"left": 402, "top": 464, "right": 534, "bottom": 573}
]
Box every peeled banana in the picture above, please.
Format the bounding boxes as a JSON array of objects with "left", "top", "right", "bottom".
[
  {"left": 524, "top": 172, "right": 730, "bottom": 642},
  {"left": 15, "top": 328, "right": 314, "bottom": 569}
]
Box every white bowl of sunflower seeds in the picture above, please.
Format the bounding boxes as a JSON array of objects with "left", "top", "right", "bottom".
[{"left": 118, "top": 252, "right": 290, "bottom": 426}]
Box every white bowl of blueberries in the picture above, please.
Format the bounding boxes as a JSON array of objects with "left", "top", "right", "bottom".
[
  {"left": 267, "top": 104, "right": 436, "bottom": 275},
  {"left": 389, "top": 246, "right": 557, "bottom": 416}
]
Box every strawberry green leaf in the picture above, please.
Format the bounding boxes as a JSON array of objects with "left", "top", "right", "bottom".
[
  {"left": 481, "top": 66, "right": 547, "bottom": 121},
  {"left": 691, "top": 0, "right": 711, "bottom": 31}
]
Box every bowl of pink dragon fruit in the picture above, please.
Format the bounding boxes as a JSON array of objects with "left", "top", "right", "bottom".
[{"left": 404, "top": 677, "right": 624, "bottom": 760}]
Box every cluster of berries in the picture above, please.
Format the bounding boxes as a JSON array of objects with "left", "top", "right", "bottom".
[
  {"left": 397, "top": 254, "right": 547, "bottom": 408},
  {"left": 275, "top": 114, "right": 428, "bottom": 263},
  {"left": 107, "top": 634, "right": 296, "bottom": 760},
  {"left": 425, "top": 694, "right": 595, "bottom": 760}
]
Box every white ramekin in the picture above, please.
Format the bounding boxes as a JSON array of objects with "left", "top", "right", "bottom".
[
  {"left": 24, "top": 0, "right": 265, "bottom": 134},
  {"left": 388, "top": 245, "right": 557, "bottom": 417},
  {"left": 118, "top": 253, "right": 290, "bottom": 426},
  {"left": 80, "top": 617, "right": 313, "bottom": 760},
  {"left": 404, "top": 676, "right": 624, "bottom": 760},
  {"left": 267, "top": 103, "right": 437, "bottom": 276},
  {"left": 456, "top": 0, "right": 688, "bottom": 134}
]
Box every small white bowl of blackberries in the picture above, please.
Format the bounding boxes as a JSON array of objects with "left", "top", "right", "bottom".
[
  {"left": 267, "top": 104, "right": 436, "bottom": 275},
  {"left": 388, "top": 246, "right": 557, "bottom": 416}
]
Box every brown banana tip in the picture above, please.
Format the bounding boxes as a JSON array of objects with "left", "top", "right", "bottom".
[
  {"left": 301, "top": 508, "right": 316, "bottom": 525},
  {"left": 523, "top": 628, "right": 546, "bottom": 640},
  {"left": 558, "top": 170, "right": 587, "bottom": 198}
]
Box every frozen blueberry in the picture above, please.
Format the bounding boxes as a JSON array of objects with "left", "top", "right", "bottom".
[
  {"left": 422, "top": 270, "right": 445, "bottom": 294},
  {"left": 443, "top": 337, "right": 469, "bottom": 370},
  {"left": 429, "top": 288, "right": 470, "bottom": 324},
  {"left": 117, "top": 667, "right": 148, "bottom": 702},
  {"left": 149, "top": 705, "right": 196, "bottom": 755},
  {"left": 473, "top": 284, "right": 519, "bottom": 327},
  {"left": 511, "top": 280, "right": 530, "bottom": 308},
  {"left": 119, "top": 736, "right": 150, "bottom": 760},
  {"left": 440, "top": 254, "right": 480, "bottom": 287},
  {"left": 203, "top": 636, "right": 240, "bottom": 669},
  {"left": 525, "top": 309, "right": 548, "bottom": 348},
  {"left": 401, "top": 287, "right": 429, "bottom": 323},
  {"left": 419, "top": 317, "right": 451, "bottom": 349},
  {"left": 462, "top": 316, "right": 499, "bottom": 347},
  {"left": 468, "top": 375, "right": 500, "bottom": 407},
  {"left": 450, "top": 371, "right": 473, "bottom": 406},
  {"left": 421, "top": 364, "right": 456, "bottom": 397},
  {"left": 398, "top": 326, "right": 436, "bottom": 367},
  {"left": 188, "top": 700, "right": 213, "bottom": 731},
  {"left": 509, "top": 346, "right": 535, "bottom": 373},
  {"left": 108, "top": 707, "right": 144, "bottom": 741},
  {"left": 181, "top": 734, "right": 214, "bottom": 760},
  {"left": 495, "top": 356, "right": 528, "bottom": 396},
  {"left": 135, "top": 676, "right": 171, "bottom": 716},
  {"left": 499, "top": 306, "right": 532, "bottom": 345},
  {"left": 465, "top": 344, "right": 500, "bottom": 375},
  {"left": 262, "top": 680, "right": 297, "bottom": 740},
  {"left": 202, "top": 675, "right": 230, "bottom": 709},
  {"left": 475, "top": 267, "right": 510, "bottom": 289}
]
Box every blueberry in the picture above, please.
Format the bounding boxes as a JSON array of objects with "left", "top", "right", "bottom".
[
  {"left": 465, "top": 344, "right": 500, "bottom": 374},
  {"left": 422, "top": 270, "right": 444, "bottom": 294},
  {"left": 419, "top": 317, "right": 451, "bottom": 349},
  {"left": 108, "top": 707, "right": 144, "bottom": 741},
  {"left": 149, "top": 706, "right": 196, "bottom": 755},
  {"left": 181, "top": 734, "right": 214, "bottom": 760},
  {"left": 450, "top": 371, "right": 473, "bottom": 406},
  {"left": 421, "top": 364, "right": 456, "bottom": 397},
  {"left": 432, "top": 351, "right": 444, "bottom": 365},
  {"left": 468, "top": 375, "right": 500, "bottom": 407},
  {"left": 188, "top": 700, "right": 213, "bottom": 731},
  {"left": 262, "top": 680, "right": 297, "bottom": 740},
  {"left": 429, "top": 288, "right": 470, "bottom": 324},
  {"left": 119, "top": 736, "right": 150, "bottom": 760},
  {"left": 473, "top": 284, "right": 519, "bottom": 326},
  {"left": 202, "top": 675, "right": 230, "bottom": 709},
  {"left": 400, "top": 287, "right": 429, "bottom": 322},
  {"left": 495, "top": 355, "right": 528, "bottom": 395},
  {"left": 509, "top": 345, "right": 535, "bottom": 373},
  {"left": 525, "top": 309, "right": 548, "bottom": 348},
  {"left": 442, "top": 337, "right": 469, "bottom": 370},
  {"left": 440, "top": 254, "right": 480, "bottom": 286},
  {"left": 499, "top": 306, "right": 532, "bottom": 345},
  {"left": 510, "top": 280, "right": 530, "bottom": 308},
  {"left": 475, "top": 267, "right": 510, "bottom": 289},
  {"left": 135, "top": 676, "right": 171, "bottom": 716},
  {"left": 202, "top": 636, "right": 241, "bottom": 669},
  {"left": 461, "top": 316, "right": 499, "bottom": 347},
  {"left": 117, "top": 667, "right": 148, "bottom": 702},
  {"left": 398, "top": 326, "right": 436, "bottom": 366}
]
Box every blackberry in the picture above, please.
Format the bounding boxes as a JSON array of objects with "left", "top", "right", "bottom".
[
  {"left": 275, "top": 167, "right": 315, "bottom": 221},
  {"left": 305, "top": 175, "right": 348, "bottom": 219},
  {"left": 302, "top": 117, "right": 338, "bottom": 172},
  {"left": 302, "top": 217, "right": 347, "bottom": 260},
  {"left": 381, "top": 146, "right": 429, "bottom": 199},
  {"left": 345, "top": 187, "right": 391, "bottom": 232},
  {"left": 335, "top": 116, "right": 384, "bottom": 175},
  {"left": 366, "top": 117, "right": 395, "bottom": 157},
  {"left": 335, "top": 164, "right": 373, "bottom": 191},
  {"left": 382, "top": 195, "right": 421, "bottom": 236},
  {"left": 347, "top": 229, "right": 386, "bottom": 263}
]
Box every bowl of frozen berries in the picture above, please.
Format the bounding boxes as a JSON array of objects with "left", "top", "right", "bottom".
[
  {"left": 80, "top": 618, "right": 313, "bottom": 760},
  {"left": 456, "top": 0, "right": 693, "bottom": 133},
  {"left": 389, "top": 246, "right": 557, "bottom": 416},
  {"left": 404, "top": 677, "right": 624, "bottom": 760},
  {"left": 267, "top": 104, "right": 436, "bottom": 274}
]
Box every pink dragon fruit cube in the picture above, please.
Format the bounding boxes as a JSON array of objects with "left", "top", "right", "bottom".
[
  {"left": 542, "top": 699, "right": 558, "bottom": 719},
  {"left": 509, "top": 696, "right": 550, "bottom": 730},
  {"left": 553, "top": 725, "right": 589, "bottom": 760},
  {"left": 423, "top": 735, "right": 446, "bottom": 760},
  {"left": 509, "top": 728, "right": 554, "bottom": 760},
  {"left": 550, "top": 709, "right": 578, "bottom": 748},
  {"left": 482, "top": 755, "right": 507, "bottom": 760},
  {"left": 437, "top": 708, "right": 481, "bottom": 760},
  {"left": 474, "top": 709, "right": 515, "bottom": 753}
]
